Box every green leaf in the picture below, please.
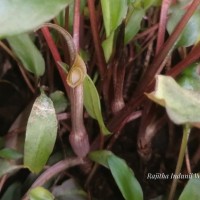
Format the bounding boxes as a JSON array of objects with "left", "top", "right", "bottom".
[
  {"left": 29, "top": 187, "right": 54, "bottom": 200},
  {"left": 179, "top": 175, "right": 200, "bottom": 200},
  {"left": 52, "top": 178, "right": 87, "bottom": 200},
  {"left": 101, "top": 0, "right": 128, "bottom": 37},
  {"left": 0, "top": 0, "right": 72, "bottom": 38},
  {"left": 125, "top": 8, "right": 145, "bottom": 44},
  {"left": 0, "top": 159, "right": 22, "bottom": 178},
  {"left": 7, "top": 33, "right": 45, "bottom": 77},
  {"left": 50, "top": 90, "right": 68, "bottom": 113},
  {"left": 102, "top": 31, "right": 115, "bottom": 62},
  {"left": 167, "top": 5, "right": 200, "bottom": 47},
  {"left": 146, "top": 75, "right": 200, "bottom": 128},
  {"left": 1, "top": 182, "right": 22, "bottom": 200},
  {"left": 0, "top": 148, "right": 23, "bottom": 160},
  {"left": 24, "top": 92, "right": 58, "bottom": 173},
  {"left": 143, "top": 0, "right": 161, "bottom": 9},
  {"left": 89, "top": 150, "right": 143, "bottom": 200},
  {"left": 83, "top": 75, "right": 111, "bottom": 135},
  {"left": 177, "top": 63, "right": 200, "bottom": 91}
]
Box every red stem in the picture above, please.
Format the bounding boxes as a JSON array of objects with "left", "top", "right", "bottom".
[
  {"left": 73, "top": 0, "right": 81, "bottom": 50},
  {"left": 156, "top": 0, "right": 172, "bottom": 54},
  {"left": 135, "top": 0, "right": 200, "bottom": 95},
  {"left": 87, "top": 0, "right": 106, "bottom": 79},
  {"left": 167, "top": 42, "right": 200, "bottom": 77},
  {"left": 41, "top": 27, "right": 69, "bottom": 94}
]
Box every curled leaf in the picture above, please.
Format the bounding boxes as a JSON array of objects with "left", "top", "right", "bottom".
[
  {"left": 67, "top": 55, "right": 87, "bottom": 88},
  {"left": 146, "top": 75, "right": 200, "bottom": 127}
]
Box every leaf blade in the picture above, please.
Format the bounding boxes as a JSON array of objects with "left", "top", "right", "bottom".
[
  {"left": 0, "top": 0, "right": 72, "bottom": 37},
  {"left": 125, "top": 8, "right": 145, "bottom": 44},
  {"left": 24, "top": 92, "right": 58, "bottom": 173},
  {"left": 89, "top": 150, "right": 143, "bottom": 200},
  {"left": 101, "top": 0, "right": 128, "bottom": 37},
  {"left": 179, "top": 175, "right": 200, "bottom": 200},
  {"left": 7, "top": 33, "right": 45, "bottom": 77},
  {"left": 83, "top": 75, "right": 111, "bottom": 135},
  {"left": 29, "top": 187, "right": 54, "bottom": 200},
  {"left": 0, "top": 148, "right": 23, "bottom": 160},
  {"left": 146, "top": 75, "right": 200, "bottom": 127},
  {"left": 0, "top": 159, "right": 22, "bottom": 178}
]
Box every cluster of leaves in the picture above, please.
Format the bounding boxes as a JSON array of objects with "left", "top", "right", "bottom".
[{"left": 1, "top": 0, "right": 200, "bottom": 200}]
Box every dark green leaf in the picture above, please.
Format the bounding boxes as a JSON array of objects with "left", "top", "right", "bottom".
[
  {"left": 29, "top": 187, "right": 54, "bottom": 200},
  {"left": 1, "top": 182, "right": 22, "bottom": 200},
  {"left": 7, "top": 34, "right": 45, "bottom": 77},
  {"left": 50, "top": 91, "right": 68, "bottom": 113},
  {"left": 89, "top": 150, "right": 143, "bottom": 200},
  {"left": 125, "top": 8, "right": 145, "bottom": 44},
  {"left": 24, "top": 92, "right": 58, "bottom": 173},
  {"left": 52, "top": 179, "right": 87, "bottom": 200},
  {"left": 146, "top": 75, "right": 200, "bottom": 128},
  {"left": 83, "top": 75, "right": 111, "bottom": 135},
  {"left": 0, "top": 148, "right": 23, "bottom": 160},
  {"left": 0, "top": 159, "right": 22, "bottom": 178},
  {"left": 179, "top": 175, "right": 200, "bottom": 200},
  {"left": 101, "top": 0, "right": 128, "bottom": 37},
  {"left": 0, "top": 0, "right": 72, "bottom": 37}
]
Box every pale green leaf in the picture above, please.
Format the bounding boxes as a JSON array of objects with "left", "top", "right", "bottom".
[
  {"left": 89, "top": 150, "right": 143, "bottom": 200},
  {"left": 83, "top": 75, "right": 111, "bottom": 135},
  {"left": 125, "top": 8, "right": 145, "bottom": 44},
  {"left": 7, "top": 33, "right": 45, "bottom": 77},
  {"left": 101, "top": 0, "right": 128, "bottom": 37},
  {"left": 102, "top": 31, "right": 114, "bottom": 62},
  {"left": 146, "top": 75, "right": 200, "bottom": 127},
  {"left": 29, "top": 187, "right": 54, "bottom": 200},
  {"left": 0, "top": 0, "right": 72, "bottom": 37},
  {"left": 0, "top": 148, "right": 23, "bottom": 160},
  {"left": 24, "top": 92, "right": 58, "bottom": 173},
  {"left": 179, "top": 175, "right": 200, "bottom": 200},
  {"left": 50, "top": 90, "right": 68, "bottom": 113}
]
